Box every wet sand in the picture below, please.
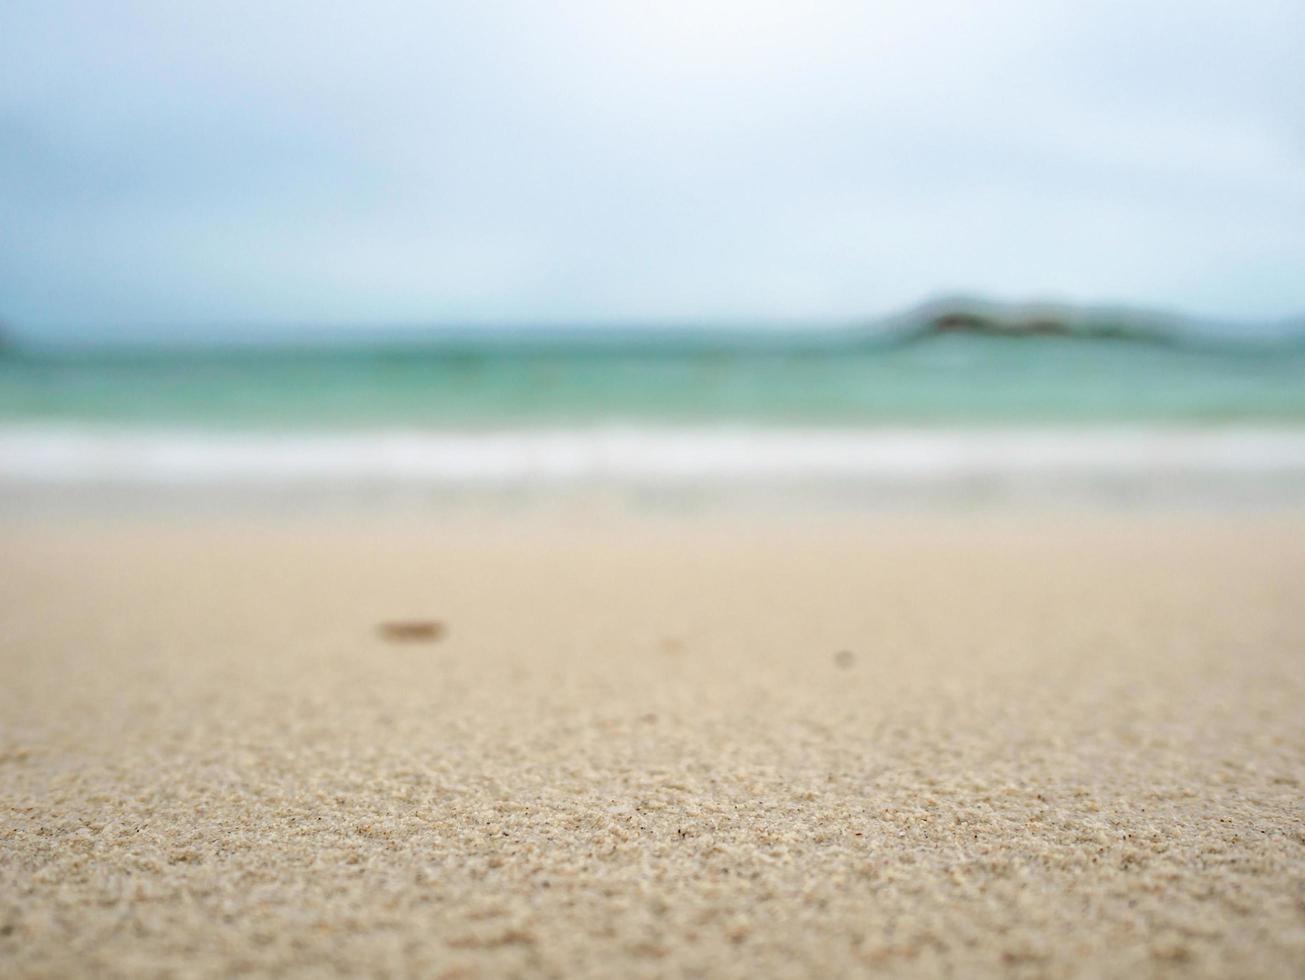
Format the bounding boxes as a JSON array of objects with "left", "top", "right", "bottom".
[{"left": 2, "top": 514, "right": 1304, "bottom": 977}]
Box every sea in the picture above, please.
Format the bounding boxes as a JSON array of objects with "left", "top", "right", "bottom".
[{"left": 3, "top": 325, "right": 1305, "bottom": 509}]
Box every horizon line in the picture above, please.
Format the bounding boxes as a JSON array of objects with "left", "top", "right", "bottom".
[{"left": 5, "top": 294, "right": 1305, "bottom": 354}]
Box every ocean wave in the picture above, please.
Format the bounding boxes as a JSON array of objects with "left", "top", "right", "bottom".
[{"left": 3, "top": 426, "right": 1305, "bottom": 489}]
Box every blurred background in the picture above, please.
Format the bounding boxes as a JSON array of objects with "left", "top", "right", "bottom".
[{"left": 2, "top": 0, "right": 1303, "bottom": 510}]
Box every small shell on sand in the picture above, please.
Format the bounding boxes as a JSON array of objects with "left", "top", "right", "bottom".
[{"left": 378, "top": 620, "right": 445, "bottom": 642}]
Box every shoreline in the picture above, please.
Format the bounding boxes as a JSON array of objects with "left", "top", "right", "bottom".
[{"left": 3, "top": 424, "right": 1305, "bottom": 514}]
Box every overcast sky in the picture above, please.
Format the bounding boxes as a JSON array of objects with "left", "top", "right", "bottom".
[{"left": 2, "top": 0, "right": 1303, "bottom": 337}]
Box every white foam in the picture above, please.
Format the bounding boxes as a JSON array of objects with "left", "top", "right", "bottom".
[{"left": 3, "top": 426, "right": 1305, "bottom": 495}]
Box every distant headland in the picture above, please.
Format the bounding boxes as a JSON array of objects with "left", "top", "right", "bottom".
[{"left": 915, "top": 302, "right": 1166, "bottom": 342}]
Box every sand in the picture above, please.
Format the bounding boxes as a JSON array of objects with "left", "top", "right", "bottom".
[{"left": 2, "top": 513, "right": 1304, "bottom": 977}]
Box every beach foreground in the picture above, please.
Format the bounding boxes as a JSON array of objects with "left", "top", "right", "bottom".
[{"left": 2, "top": 514, "right": 1304, "bottom": 977}]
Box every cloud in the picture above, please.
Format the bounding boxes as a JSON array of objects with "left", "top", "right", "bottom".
[{"left": 1, "top": 0, "right": 1302, "bottom": 335}]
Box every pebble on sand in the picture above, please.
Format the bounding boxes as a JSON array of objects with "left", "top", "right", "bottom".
[{"left": 377, "top": 620, "right": 446, "bottom": 642}]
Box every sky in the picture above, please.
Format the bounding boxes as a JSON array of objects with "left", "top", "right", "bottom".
[{"left": 2, "top": 0, "right": 1303, "bottom": 339}]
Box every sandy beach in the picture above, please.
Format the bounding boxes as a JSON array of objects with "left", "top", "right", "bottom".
[{"left": 2, "top": 512, "right": 1304, "bottom": 977}]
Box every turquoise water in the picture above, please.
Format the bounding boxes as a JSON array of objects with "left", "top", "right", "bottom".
[{"left": 3, "top": 333, "right": 1305, "bottom": 430}]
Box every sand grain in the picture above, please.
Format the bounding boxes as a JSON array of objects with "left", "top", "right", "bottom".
[{"left": 2, "top": 515, "right": 1304, "bottom": 977}]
